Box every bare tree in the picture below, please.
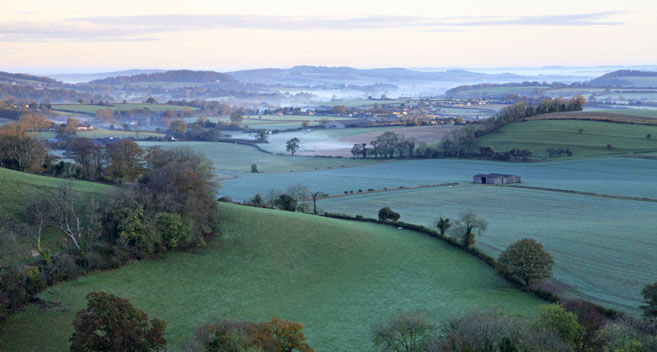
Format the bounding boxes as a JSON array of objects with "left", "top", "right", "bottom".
[
  {"left": 52, "top": 182, "right": 99, "bottom": 255},
  {"left": 452, "top": 210, "right": 488, "bottom": 247},
  {"left": 19, "top": 195, "right": 52, "bottom": 262}
]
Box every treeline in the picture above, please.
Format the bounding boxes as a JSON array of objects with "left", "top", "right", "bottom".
[
  {"left": 0, "top": 147, "right": 219, "bottom": 326},
  {"left": 476, "top": 95, "right": 586, "bottom": 136},
  {"left": 0, "top": 84, "right": 111, "bottom": 104},
  {"left": 372, "top": 305, "right": 657, "bottom": 352},
  {"left": 89, "top": 70, "right": 241, "bottom": 86},
  {"left": 346, "top": 97, "right": 585, "bottom": 161}
]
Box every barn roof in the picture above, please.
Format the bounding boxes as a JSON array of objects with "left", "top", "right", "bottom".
[{"left": 473, "top": 173, "right": 517, "bottom": 177}]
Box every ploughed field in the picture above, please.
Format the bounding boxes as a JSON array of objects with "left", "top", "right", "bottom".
[
  {"left": 0, "top": 203, "right": 541, "bottom": 351},
  {"left": 218, "top": 157, "right": 657, "bottom": 314}
]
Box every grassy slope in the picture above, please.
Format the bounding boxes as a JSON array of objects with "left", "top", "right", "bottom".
[
  {"left": 318, "top": 184, "right": 657, "bottom": 314},
  {"left": 0, "top": 168, "right": 114, "bottom": 265},
  {"left": 0, "top": 203, "right": 541, "bottom": 351},
  {"left": 479, "top": 120, "right": 657, "bottom": 158},
  {"left": 136, "top": 141, "right": 384, "bottom": 177}
]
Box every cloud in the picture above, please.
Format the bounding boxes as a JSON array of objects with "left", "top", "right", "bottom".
[{"left": 0, "top": 12, "right": 626, "bottom": 41}]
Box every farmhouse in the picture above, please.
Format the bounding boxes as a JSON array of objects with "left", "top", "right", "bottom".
[{"left": 473, "top": 173, "right": 521, "bottom": 184}]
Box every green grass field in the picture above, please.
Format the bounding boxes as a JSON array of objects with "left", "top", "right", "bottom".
[
  {"left": 591, "top": 109, "right": 657, "bottom": 118},
  {"left": 136, "top": 141, "right": 384, "bottom": 177},
  {"left": 0, "top": 203, "right": 542, "bottom": 351},
  {"left": 478, "top": 120, "right": 657, "bottom": 158},
  {"left": 52, "top": 103, "right": 197, "bottom": 115},
  {"left": 0, "top": 168, "right": 114, "bottom": 265},
  {"left": 318, "top": 184, "right": 657, "bottom": 314}
]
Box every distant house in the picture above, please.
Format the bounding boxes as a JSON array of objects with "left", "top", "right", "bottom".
[
  {"left": 76, "top": 124, "right": 95, "bottom": 131},
  {"left": 473, "top": 173, "right": 521, "bottom": 184}
]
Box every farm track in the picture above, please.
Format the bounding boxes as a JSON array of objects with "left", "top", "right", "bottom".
[{"left": 505, "top": 184, "right": 657, "bottom": 203}]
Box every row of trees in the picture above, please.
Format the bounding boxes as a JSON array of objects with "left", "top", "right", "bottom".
[
  {"left": 350, "top": 131, "right": 416, "bottom": 159},
  {"left": 372, "top": 303, "right": 657, "bottom": 352}
]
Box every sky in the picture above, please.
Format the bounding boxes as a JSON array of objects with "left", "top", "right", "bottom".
[{"left": 1, "top": 0, "right": 656, "bottom": 72}]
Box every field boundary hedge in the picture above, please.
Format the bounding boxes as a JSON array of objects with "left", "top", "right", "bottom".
[
  {"left": 321, "top": 183, "right": 459, "bottom": 199},
  {"left": 507, "top": 185, "right": 657, "bottom": 203}
]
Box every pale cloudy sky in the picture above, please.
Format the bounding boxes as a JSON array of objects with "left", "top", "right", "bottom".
[{"left": 1, "top": 0, "right": 656, "bottom": 71}]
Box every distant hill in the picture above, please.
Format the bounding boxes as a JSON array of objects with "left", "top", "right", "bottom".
[
  {"left": 229, "top": 65, "right": 526, "bottom": 85},
  {"left": 587, "top": 70, "right": 657, "bottom": 88},
  {"left": 48, "top": 69, "right": 166, "bottom": 84},
  {"left": 0, "top": 71, "right": 63, "bottom": 87},
  {"left": 89, "top": 70, "right": 242, "bottom": 86}
]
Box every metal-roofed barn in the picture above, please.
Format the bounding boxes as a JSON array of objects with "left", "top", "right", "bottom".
[{"left": 473, "top": 173, "right": 521, "bottom": 184}]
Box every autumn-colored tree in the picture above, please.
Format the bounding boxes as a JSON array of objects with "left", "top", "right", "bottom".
[
  {"left": 104, "top": 140, "right": 144, "bottom": 183},
  {"left": 230, "top": 112, "right": 244, "bottom": 126},
  {"left": 95, "top": 108, "right": 115, "bottom": 121},
  {"left": 496, "top": 238, "right": 555, "bottom": 287},
  {"left": 169, "top": 119, "right": 186, "bottom": 138},
  {"left": 17, "top": 113, "right": 51, "bottom": 136},
  {"left": 265, "top": 317, "right": 314, "bottom": 352},
  {"left": 70, "top": 292, "right": 166, "bottom": 352}
]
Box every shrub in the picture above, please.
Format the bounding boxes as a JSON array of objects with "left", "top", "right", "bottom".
[
  {"left": 275, "top": 194, "right": 297, "bottom": 212},
  {"left": 378, "top": 207, "right": 401, "bottom": 222},
  {"left": 534, "top": 304, "right": 584, "bottom": 348}
]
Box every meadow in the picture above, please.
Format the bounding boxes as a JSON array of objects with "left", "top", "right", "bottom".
[
  {"left": 219, "top": 157, "right": 657, "bottom": 201},
  {"left": 0, "top": 168, "right": 114, "bottom": 265},
  {"left": 317, "top": 184, "right": 657, "bottom": 314},
  {"left": 479, "top": 120, "right": 657, "bottom": 158},
  {"left": 136, "top": 141, "right": 383, "bottom": 177},
  {"left": 0, "top": 202, "right": 542, "bottom": 351}
]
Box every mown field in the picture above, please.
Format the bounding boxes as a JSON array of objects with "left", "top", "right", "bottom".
[
  {"left": 590, "top": 109, "right": 657, "bottom": 118},
  {"left": 0, "top": 168, "right": 114, "bottom": 265},
  {"left": 136, "top": 141, "right": 384, "bottom": 177},
  {"left": 479, "top": 120, "right": 657, "bottom": 158},
  {"left": 317, "top": 184, "right": 657, "bottom": 314},
  {"left": 0, "top": 202, "right": 542, "bottom": 351},
  {"left": 52, "top": 103, "right": 197, "bottom": 114},
  {"left": 220, "top": 157, "right": 657, "bottom": 201}
]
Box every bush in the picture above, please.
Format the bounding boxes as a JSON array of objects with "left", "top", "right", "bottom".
[{"left": 378, "top": 207, "right": 401, "bottom": 222}]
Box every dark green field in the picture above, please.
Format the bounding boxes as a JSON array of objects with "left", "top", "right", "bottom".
[
  {"left": 0, "top": 202, "right": 541, "bottom": 351},
  {"left": 478, "top": 119, "right": 657, "bottom": 158}
]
